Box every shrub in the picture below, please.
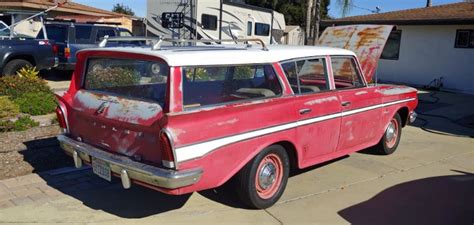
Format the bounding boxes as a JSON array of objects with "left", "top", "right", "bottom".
[
  {"left": 14, "top": 92, "right": 57, "bottom": 116},
  {"left": 16, "top": 65, "right": 40, "bottom": 80},
  {"left": 0, "top": 96, "right": 19, "bottom": 119},
  {"left": 0, "top": 76, "right": 52, "bottom": 99},
  {"left": 0, "top": 116, "right": 39, "bottom": 132}
]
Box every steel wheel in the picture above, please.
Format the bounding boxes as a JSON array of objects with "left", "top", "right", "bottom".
[
  {"left": 235, "top": 145, "right": 289, "bottom": 209},
  {"left": 255, "top": 153, "right": 284, "bottom": 199},
  {"left": 373, "top": 113, "right": 403, "bottom": 155}
]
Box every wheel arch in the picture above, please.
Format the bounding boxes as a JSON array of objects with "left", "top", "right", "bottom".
[
  {"left": 5, "top": 54, "right": 36, "bottom": 66},
  {"left": 397, "top": 106, "right": 409, "bottom": 127},
  {"left": 211, "top": 138, "right": 300, "bottom": 189}
]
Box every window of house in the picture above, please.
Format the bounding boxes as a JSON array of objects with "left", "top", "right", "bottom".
[
  {"left": 201, "top": 14, "right": 217, "bottom": 30},
  {"left": 96, "top": 29, "right": 116, "bottom": 42},
  {"left": 282, "top": 58, "right": 329, "bottom": 94},
  {"left": 331, "top": 57, "right": 365, "bottom": 89},
  {"left": 247, "top": 21, "right": 252, "bottom": 36},
  {"left": 381, "top": 30, "right": 402, "bottom": 60},
  {"left": 255, "top": 23, "right": 270, "bottom": 36},
  {"left": 182, "top": 64, "right": 282, "bottom": 109},
  {"left": 455, "top": 30, "right": 474, "bottom": 48}
]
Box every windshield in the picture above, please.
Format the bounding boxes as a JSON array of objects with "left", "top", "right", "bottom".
[{"left": 84, "top": 58, "right": 170, "bottom": 107}]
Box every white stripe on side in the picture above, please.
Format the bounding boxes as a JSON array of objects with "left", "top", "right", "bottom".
[{"left": 174, "top": 98, "right": 415, "bottom": 162}]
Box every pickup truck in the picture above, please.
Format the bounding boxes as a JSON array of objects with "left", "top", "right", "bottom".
[
  {"left": 0, "top": 21, "right": 57, "bottom": 76},
  {"left": 56, "top": 25, "right": 418, "bottom": 209}
]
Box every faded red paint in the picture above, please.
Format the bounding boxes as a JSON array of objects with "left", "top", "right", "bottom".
[
  {"left": 57, "top": 48, "right": 418, "bottom": 197},
  {"left": 318, "top": 25, "right": 394, "bottom": 82}
]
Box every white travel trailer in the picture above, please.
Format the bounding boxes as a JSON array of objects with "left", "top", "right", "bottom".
[{"left": 146, "top": 0, "right": 286, "bottom": 44}]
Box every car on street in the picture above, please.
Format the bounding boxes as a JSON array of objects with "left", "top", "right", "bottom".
[
  {"left": 0, "top": 20, "right": 57, "bottom": 76},
  {"left": 37, "top": 20, "right": 133, "bottom": 71},
  {"left": 56, "top": 37, "right": 418, "bottom": 209}
]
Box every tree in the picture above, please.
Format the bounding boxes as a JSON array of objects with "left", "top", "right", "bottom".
[{"left": 112, "top": 3, "right": 135, "bottom": 16}]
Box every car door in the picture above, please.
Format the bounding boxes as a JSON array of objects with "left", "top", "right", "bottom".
[
  {"left": 331, "top": 56, "right": 384, "bottom": 152},
  {"left": 281, "top": 57, "right": 342, "bottom": 165}
]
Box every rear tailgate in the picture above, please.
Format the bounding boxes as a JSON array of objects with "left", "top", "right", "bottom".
[
  {"left": 318, "top": 25, "right": 394, "bottom": 82},
  {"left": 65, "top": 55, "right": 170, "bottom": 166}
]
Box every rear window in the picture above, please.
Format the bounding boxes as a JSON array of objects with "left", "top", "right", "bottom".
[
  {"left": 182, "top": 64, "right": 282, "bottom": 109},
  {"left": 45, "top": 25, "right": 68, "bottom": 42},
  {"left": 84, "top": 58, "right": 169, "bottom": 106}
]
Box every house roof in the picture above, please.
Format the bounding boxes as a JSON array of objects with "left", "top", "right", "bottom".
[
  {"left": 322, "top": 2, "right": 474, "bottom": 26},
  {"left": 0, "top": 0, "right": 130, "bottom": 17}
]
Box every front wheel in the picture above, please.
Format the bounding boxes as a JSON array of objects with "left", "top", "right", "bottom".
[
  {"left": 235, "top": 145, "right": 289, "bottom": 209},
  {"left": 374, "top": 113, "right": 402, "bottom": 155}
]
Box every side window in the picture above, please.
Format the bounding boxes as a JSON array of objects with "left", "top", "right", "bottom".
[
  {"left": 247, "top": 21, "right": 252, "bottom": 36},
  {"left": 75, "top": 25, "right": 92, "bottom": 42},
  {"left": 255, "top": 23, "right": 270, "bottom": 36},
  {"left": 282, "top": 58, "right": 329, "bottom": 94},
  {"left": 182, "top": 64, "right": 282, "bottom": 109},
  {"left": 96, "top": 29, "right": 116, "bottom": 42},
  {"left": 331, "top": 57, "right": 365, "bottom": 89},
  {"left": 201, "top": 14, "right": 217, "bottom": 30}
]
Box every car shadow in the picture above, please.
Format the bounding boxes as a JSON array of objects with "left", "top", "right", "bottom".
[
  {"left": 20, "top": 137, "right": 191, "bottom": 218},
  {"left": 198, "top": 155, "right": 349, "bottom": 209},
  {"left": 338, "top": 170, "right": 474, "bottom": 225}
]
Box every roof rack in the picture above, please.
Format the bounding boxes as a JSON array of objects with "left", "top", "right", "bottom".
[
  {"left": 99, "top": 36, "right": 269, "bottom": 51},
  {"left": 98, "top": 36, "right": 162, "bottom": 48},
  {"left": 44, "top": 18, "right": 76, "bottom": 23}
]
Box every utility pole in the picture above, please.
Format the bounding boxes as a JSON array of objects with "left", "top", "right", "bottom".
[
  {"left": 313, "top": 0, "right": 321, "bottom": 44},
  {"left": 306, "top": 0, "right": 313, "bottom": 44}
]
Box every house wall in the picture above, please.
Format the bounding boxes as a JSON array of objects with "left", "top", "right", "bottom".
[{"left": 378, "top": 25, "right": 474, "bottom": 94}]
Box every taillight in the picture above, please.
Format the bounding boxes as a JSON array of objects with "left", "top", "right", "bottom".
[
  {"left": 64, "top": 47, "right": 71, "bottom": 58},
  {"left": 55, "top": 107, "right": 68, "bottom": 133},
  {"left": 52, "top": 44, "right": 59, "bottom": 55},
  {"left": 160, "top": 131, "right": 175, "bottom": 168}
]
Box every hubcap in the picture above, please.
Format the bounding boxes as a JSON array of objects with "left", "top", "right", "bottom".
[
  {"left": 258, "top": 162, "right": 276, "bottom": 190},
  {"left": 255, "top": 153, "right": 283, "bottom": 199},
  {"left": 385, "top": 118, "right": 399, "bottom": 148},
  {"left": 385, "top": 122, "right": 396, "bottom": 142}
]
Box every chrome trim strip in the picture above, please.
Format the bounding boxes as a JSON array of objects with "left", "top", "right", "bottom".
[
  {"left": 57, "top": 135, "right": 202, "bottom": 189},
  {"left": 175, "top": 98, "right": 416, "bottom": 162}
]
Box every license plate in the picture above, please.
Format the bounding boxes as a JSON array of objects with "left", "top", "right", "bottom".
[{"left": 92, "top": 158, "right": 111, "bottom": 182}]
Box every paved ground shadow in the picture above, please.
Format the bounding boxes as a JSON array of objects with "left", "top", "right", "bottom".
[
  {"left": 338, "top": 170, "right": 474, "bottom": 225},
  {"left": 412, "top": 92, "right": 474, "bottom": 137}
]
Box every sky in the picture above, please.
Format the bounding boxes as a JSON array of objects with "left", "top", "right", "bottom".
[{"left": 74, "top": 0, "right": 464, "bottom": 18}]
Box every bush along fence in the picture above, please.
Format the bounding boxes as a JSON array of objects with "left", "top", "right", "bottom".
[{"left": 0, "top": 66, "right": 57, "bottom": 132}]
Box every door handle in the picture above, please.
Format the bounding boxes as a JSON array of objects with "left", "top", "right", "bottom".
[
  {"left": 299, "top": 108, "right": 312, "bottom": 115},
  {"left": 341, "top": 101, "right": 351, "bottom": 107}
]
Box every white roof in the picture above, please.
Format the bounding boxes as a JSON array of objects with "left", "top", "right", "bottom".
[{"left": 81, "top": 45, "right": 356, "bottom": 67}]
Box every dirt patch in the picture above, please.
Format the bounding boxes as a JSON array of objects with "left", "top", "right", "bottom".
[{"left": 0, "top": 126, "right": 72, "bottom": 180}]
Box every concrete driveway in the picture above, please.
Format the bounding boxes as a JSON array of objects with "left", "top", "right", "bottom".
[{"left": 0, "top": 91, "right": 473, "bottom": 225}]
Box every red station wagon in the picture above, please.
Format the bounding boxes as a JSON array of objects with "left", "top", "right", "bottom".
[{"left": 56, "top": 36, "right": 418, "bottom": 209}]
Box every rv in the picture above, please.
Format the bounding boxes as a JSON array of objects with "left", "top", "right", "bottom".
[{"left": 146, "top": 0, "right": 286, "bottom": 44}]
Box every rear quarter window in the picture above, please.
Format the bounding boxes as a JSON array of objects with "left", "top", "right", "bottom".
[
  {"left": 45, "top": 25, "right": 68, "bottom": 42},
  {"left": 84, "top": 58, "right": 169, "bottom": 106},
  {"left": 75, "top": 25, "right": 93, "bottom": 42},
  {"left": 182, "top": 64, "right": 282, "bottom": 109}
]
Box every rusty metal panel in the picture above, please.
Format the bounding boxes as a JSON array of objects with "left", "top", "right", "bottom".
[{"left": 318, "top": 25, "right": 394, "bottom": 82}]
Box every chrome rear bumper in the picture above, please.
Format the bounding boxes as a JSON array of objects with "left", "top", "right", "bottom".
[{"left": 57, "top": 135, "right": 202, "bottom": 189}]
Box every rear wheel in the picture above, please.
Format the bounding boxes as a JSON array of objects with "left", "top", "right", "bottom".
[
  {"left": 235, "top": 145, "right": 289, "bottom": 209},
  {"left": 374, "top": 113, "right": 402, "bottom": 155},
  {"left": 2, "top": 59, "right": 32, "bottom": 76}
]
